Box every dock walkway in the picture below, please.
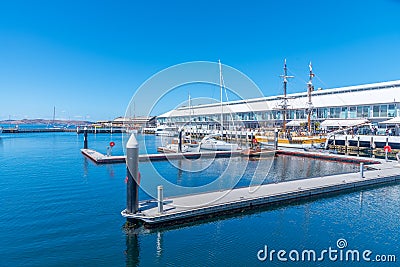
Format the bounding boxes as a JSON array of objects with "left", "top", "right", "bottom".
[
  {"left": 122, "top": 160, "right": 400, "bottom": 227},
  {"left": 81, "top": 148, "right": 380, "bottom": 165},
  {"left": 80, "top": 148, "right": 243, "bottom": 164}
]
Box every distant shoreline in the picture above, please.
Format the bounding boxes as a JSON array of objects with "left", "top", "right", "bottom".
[{"left": 0, "top": 119, "right": 93, "bottom": 125}]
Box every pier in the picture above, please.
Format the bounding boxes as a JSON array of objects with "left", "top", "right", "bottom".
[
  {"left": 80, "top": 148, "right": 244, "bottom": 164},
  {"left": 122, "top": 159, "right": 399, "bottom": 227},
  {"left": 2, "top": 128, "right": 75, "bottom": 133},
  {"left": 81, "top": 147, "right": 380, "bottom": 165},
  {"left": 76, "top": 126, "right": 127, "bottom": 134},
  {"left": 116, "top": 135, "right": 398, "bottom": 228}
]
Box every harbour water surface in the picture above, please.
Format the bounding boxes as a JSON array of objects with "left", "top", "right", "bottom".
[{"left": 0, "top": 132, "right": 399, "bottom": 266}]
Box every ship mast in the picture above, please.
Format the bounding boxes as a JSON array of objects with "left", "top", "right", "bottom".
[
  {"left": 219, "top": 59, "right": 223, "bottom": 132},
  {"left": 279, "top": 59, "right": 294, "bottom": 132},
  {"left": 306, "top": 62, "right": 315, "bottom": 135},
  {"left": 52, "top": 106, "right": 56, "bottom": 125},
  {"left": 188, "top": 91, "right": 192, "bottom": 126}
]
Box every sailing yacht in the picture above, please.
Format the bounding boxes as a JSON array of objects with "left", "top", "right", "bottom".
[
  {"left": 255, "top": 61, "right": 327, "bottom": 149},
  {"left": 200, "top": 60, "right": 240, "bottom": 151}
]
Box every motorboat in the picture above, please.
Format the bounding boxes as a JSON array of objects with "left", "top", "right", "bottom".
[
  {"left": 200, "top": 134, "right": 239, "bottom": 151},
  {"left": 155, "top": 125, "right": 178, "bottom": 137},
  {"left": 158, "top": 137, "right": 200, "bottom": 153}
]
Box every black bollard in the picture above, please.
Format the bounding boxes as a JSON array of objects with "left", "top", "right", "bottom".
[
  {"left": 274, "top": 128, "right": 279, "bottom": 150},
  {"left": 178, "top": 129, "right": 182, "bottom": 153},
  {"left": 126, "top": 133, "right": 139, "bottom": 214},
  {"left": 83, "top": 127, "right": 88, "bottom": 149}
]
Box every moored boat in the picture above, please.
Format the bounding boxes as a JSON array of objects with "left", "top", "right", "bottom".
[
  {"left": 159, "top": 136, "right": 200, "bottom": 153},
  {"left": 255, "top": 60, "right": 327, "bottom": 149},
  {"left": 155, "top": 125, "right": 178, "bottom": 137},
  {"left": 200, "top": 134, "right": 240, "bottom": 151}
]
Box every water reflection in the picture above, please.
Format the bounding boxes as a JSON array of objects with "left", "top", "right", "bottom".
[
  {"left": 125, "top": 233, "right": 140, "bottom": 267},
  {"left": 125, "top": 229, "right": 164, "bottom": 267},
  {"left": 156, "top": 231, "right": 163, "bottom": 258},
  {"left": 106, "top": 164, "right": 115, "bottom": 178},
  {"left": 358, "top": 191, "right": 364, "bottom": 216}
]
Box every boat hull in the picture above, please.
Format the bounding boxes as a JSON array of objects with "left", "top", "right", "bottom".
[
  {"left": 200, "top": 143, "right": 239, "bottom": 151},
  {"left": 255, "top": 136, "right": 327, "bottom": 149}
]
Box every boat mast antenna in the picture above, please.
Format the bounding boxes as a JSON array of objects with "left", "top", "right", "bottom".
[
  {"left": 279, "top": 59, "right": 294, "bottom": 132},
  {"left": 52, "top": 106, "right": 56, "bottom": 125},
  {"left": 219, "top": 59, "right": 223, "bottom": 132},
  {"left": 188, "top": 91, "right": 192, "bottom": 127},
  {"left": 306, "top": 62, "right": 315, "bottom": 135}
]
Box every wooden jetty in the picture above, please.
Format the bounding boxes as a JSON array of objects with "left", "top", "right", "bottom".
[{"left": 122, "top": 159, "right": 399, "bottom": 227}]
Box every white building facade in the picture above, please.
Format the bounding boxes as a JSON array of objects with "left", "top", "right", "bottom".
[{"left": 157, "top": 80, "right": 400, "bottom": 130}]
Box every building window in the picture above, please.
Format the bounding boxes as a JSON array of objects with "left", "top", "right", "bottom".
[
  {"left": 349, "top": 107, "right": 356, "bottom": 118},
  {"left": 356, "top": 106, "right": 369, "bottom": 118},
  {"left": 363, "top": 106, "right": 370, "bottom": 118},
  {"left": 356, "top": 106, "right": 363, "bottom": 118},
  {"left": 340, "top": 107, "right": 348, "bottom": 119},
  {"left": 288, "top": 110, "right": 295, "bottom": 119},
  {"left": 388, "top": 104, "right": 396, "bottom": 117},
  {"left": 296, "top": 110, "right": 305, "bottom": 119},
  {"left": 329, "top": 107, "right": 340, "bottom": 118},
  {"left": 373, "top": 105, "right": 379, "bottom": 117},
  {"left": 380, "top": 105, "right": 388, "bottom": 117}
]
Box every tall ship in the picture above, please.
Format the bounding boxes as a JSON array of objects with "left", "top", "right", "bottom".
[{"left": 255, "top": 60, "right": 327, "bottom": 149}]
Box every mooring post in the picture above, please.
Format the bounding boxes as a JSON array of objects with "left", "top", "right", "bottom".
[
  {"left": 157, "top": 185, "right": 164, "bottom": 213},
  {"left": 126, "top": 133, "right": 139, "bottom": 214},
  {"left": 83, "top": 127, "right": 88, "bottom": 149},
  {"left": 178, "top": 129, "right": 182, "bottom": 153},
  {"left": 274, "top": 128, "right": 279, "bottom": 150},
  {"left": 360, "top": 162, "right": 364, "bottom": 178}
]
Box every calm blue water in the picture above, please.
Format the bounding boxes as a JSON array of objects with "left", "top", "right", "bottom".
[{"left": 0, "top": 132, "right": 398, "bottom": 266}]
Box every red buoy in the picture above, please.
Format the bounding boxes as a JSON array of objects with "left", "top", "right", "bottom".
[
  {"left": 384, "top": 145, "right": 391, "bottom": 152},
  {"left": 110, "top": 141, "right": 115, "bottom": 147}
]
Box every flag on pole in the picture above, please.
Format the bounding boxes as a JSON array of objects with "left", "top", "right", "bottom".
[{"left": 309, "top": 62, "right": 315, "bottom": 77}]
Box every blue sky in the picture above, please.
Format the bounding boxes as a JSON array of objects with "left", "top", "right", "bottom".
[{"left": 1, "top": 0, "right": 400, "bottom": 121}]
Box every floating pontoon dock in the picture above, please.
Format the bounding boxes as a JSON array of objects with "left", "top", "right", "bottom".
[
  {"left": 80, "top": 148, "right": 243, "bottom": 164},
  {"left": 122, "top": 159, "right": 400, "bottom": 227},
  {"left": 81, "top": 148, "right": 380, "bottom": 165}
]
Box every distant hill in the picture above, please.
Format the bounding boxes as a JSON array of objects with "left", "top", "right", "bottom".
[{"left": 0, "top": 119, "right": 93, "bottom": 125}]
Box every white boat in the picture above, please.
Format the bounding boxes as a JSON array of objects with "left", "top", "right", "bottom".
[
  {"left": 161, "top": 137, "right": 200, "bottom": 153},
  {"left": 155, "top": 125, "right": 178, "bottom": 137},
  {"left": 126, "top": 128, "right": 139, "bottom": 134},
  {"left": 200, "top": 134, "right": 239, "bottom": 151},
  {"left": 197, "top": 60, "right": 239, "bottom": 152}
]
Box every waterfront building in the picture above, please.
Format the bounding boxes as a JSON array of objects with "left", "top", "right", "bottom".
[
  {"left": 96, "top": 116, "right": 156, "bottom": 128},
  {"left": 156, "top": 80, "right": 400, "bottom": 130}
]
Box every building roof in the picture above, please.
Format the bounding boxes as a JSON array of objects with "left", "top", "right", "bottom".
[
  {"left": 158, "top": 80, "right": 400, "bottom": 118},
  {"left": 379, "top": 117, "right": 400, "bottom": 124}
]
